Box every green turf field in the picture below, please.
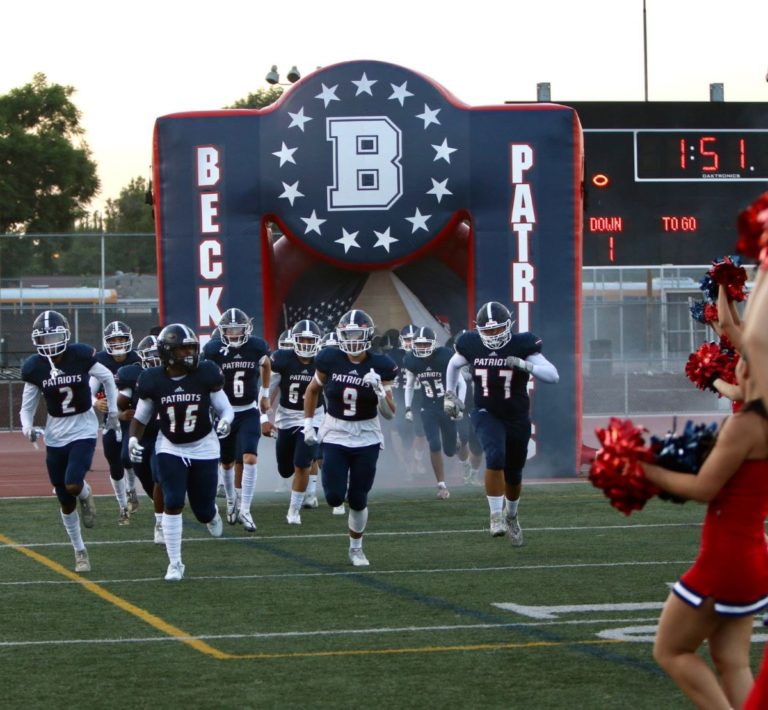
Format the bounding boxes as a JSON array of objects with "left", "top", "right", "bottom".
[{"left": 0, "top": 483, "right": 759, "bottom": 709}]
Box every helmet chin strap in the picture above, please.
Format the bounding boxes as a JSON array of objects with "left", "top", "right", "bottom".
[{"left": 45, "top": 354, "right": 62, "bottom": 379}]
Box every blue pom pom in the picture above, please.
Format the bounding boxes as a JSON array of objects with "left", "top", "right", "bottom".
[{"left": 689, "top": 300, "right": 708, "bottom": 324}]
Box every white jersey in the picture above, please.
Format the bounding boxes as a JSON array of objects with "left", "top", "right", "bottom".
[
  {"left": 318, "top": 413, "right": 384, "bottom": 448},
  {"left": 154, "top": 429, "right": 221, "bottom": 460}
]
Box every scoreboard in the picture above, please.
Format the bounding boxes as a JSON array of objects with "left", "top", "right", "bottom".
[{"left": 565, "top": 102, "right": 768, "bottom": 265}]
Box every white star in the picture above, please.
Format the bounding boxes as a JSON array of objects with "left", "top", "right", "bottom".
[
  {"left": 427, "top": 178, "right": 453, "bottom": 203},
  {"left": 373, "top": 227, "right": 398, "bottom": 252},
  {"left": 287, "top": 107, "right": 313, "bottom": 132},
  {"left": 301, "top": 210, "right": 326, "bottom": 235},
  {"left": 335, "top": 228, "right": 360, "bottom": 253},
  {"left": 432, "top": 138, "right": 457, "bottom": 164},
  {"left": 315, "top": 83, "right": 340, "bottom": 108},
  {"left": 388, "top": 82, "right": 414, "bottom": 106},
  {"left": 405, "top": 208, "right": 431, "bottom": 233},
  {"left": 272, "top": 142, "right": 297, "bottom": 167},
  {"left": 279, "top": 181, "right": 304, "bottom": 206},
  {"left": 352, "top": 73, "right": 377, "bottom": 96},
  {"left": 416, "top": 104, "right": 441, "bottom": 129}
]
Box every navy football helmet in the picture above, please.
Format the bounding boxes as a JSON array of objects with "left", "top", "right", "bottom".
[
  {"left": 218, "top": 308, "right": 252, "bottom": 348},
  {"left": 278, "top": 329, "right": 294, "bottom": 350},
  {"left": 136, "top": 335, "right": 161, "bottom": 368},
  {"left": 399, "top": 324, "right": 418, "bottom": 351},
  {"left": 320, "top": 331, "right": 340, "bottom": 349},
  {"left": 337, "top": 310, "right": 375, "bottom": 355},
  {"left": 412, "top": 326, "right": 437, "bottom": 358},
  {"left": 31, "top": 310, "right": 70, "bottom": 357},
  {"left": 157, "top": 324, "right": 199, "bottom": 372},
  {"left": 291, "top": 319, "right": 322, "bottom": 357},
  {"left": 475, "top": 302, "right": 513, "bottom": 349},
  {"left": 103, "top": 320, "right": 133, "bottom": 355}
]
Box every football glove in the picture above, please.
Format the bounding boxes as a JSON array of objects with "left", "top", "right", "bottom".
[
  {"left": 105, "top": 411, "right": 121, "bottom": 433},
  {"left": 303, "top": 420, "right": 319, "bottom": 446},
  {"left": 443, "top": 390, "right": 463, "bottom": 419},
  {"left": 505, "top": 355, "right": 534, "bottom": 373},
  {"left": 215, "top": 418, "right": 231, "bottom": 439},
  {"left": 362, "top": 369, "right": 382, "bottom": 390},
  {"left": 128, "top": 436, "right": 145, "bottom": 464},
  {"left": 22, "top": 426, "right": 37, "bottom": 443},
  {"left": 404, "top": 408, "right": 413, "bottom": 422}
]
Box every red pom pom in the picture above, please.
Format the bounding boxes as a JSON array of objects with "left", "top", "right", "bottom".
[
  {"left": 708, "top": 257, "right": 748, "bottom": 302},
  {"left": 95, "top": 391, "right": 106, "bottom": 400},
  {"left": 589, "top": 418, "right": 657, "bottom": 515},
  {"left": 736, "top": 192, "right": 768, "bottom": 259},
  {"left": 703, "top": 303, "right": 719, "bottom": 324},
  {"left": 685, "top": 341, "right": 737, "bottom": 392}
]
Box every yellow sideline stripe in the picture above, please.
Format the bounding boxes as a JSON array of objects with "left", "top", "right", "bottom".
[{"left": 0, "top": 533, "right": 230, "bottom": 660}]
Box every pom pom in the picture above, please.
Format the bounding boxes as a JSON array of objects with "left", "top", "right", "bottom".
[
  {"left": 736, "top": 192, "right": 768, "bottom": 259},
  {"left": 589, "top": 418, "right": 657, "bottom": 515},
  {"left": 689, "top": 300, "right": 709, "bottom": 325},
  {"left": 703, "top": 303, "right": 719, "bottom": 324},
  {"left": 685, "top": 341, "right": 739, "bottom": 393},
  {"left": 707, "top": 256, "right": 747, "bottom": 302},
  {"left": 95, "top": 391, "right": 106, "bottom": 400}
]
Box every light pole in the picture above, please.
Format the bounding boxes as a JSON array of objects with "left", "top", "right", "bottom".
[{"left": 265, "top": 65, "right": 301, "bottom": 86}]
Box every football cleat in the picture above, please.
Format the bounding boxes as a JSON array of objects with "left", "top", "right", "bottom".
[
  {"left": 118, "top": 507, "right": 130, "bottom": 526},
  {"left": 436, "top": 486, "right": 450, "bottom": 500},
  {"left": 302, "top": 494, "right": 319, "bottom": 509},
  {"left": 74, "top": 548, "right": 91, "bottom": 573},
  {"left": 207, "top": 509, "right": 223, "bottom": 537},
  {"left": 216, "top": 483, "right": 226, "bottom": 499},
  {"left": 79, "top": 490, "right": 96, "bottom": 528},
  {"left": 127, "top": 488, "right": 140, "bottom": 513},
  {"left": 348, "top": 548, "right": 370, "bottom": 567},
  {"left": 489, "top": 512, "right": 508, "bottom": 537},
  {"left": 332, "top": 504, "right": 346, "bottom": 515},
  {"left": 461, "top": 460, "right": 473, "bottom": 484},
  {"left": 164, "top": 561, "right": 185, "bottom": 582},
  {"left": 506, "top": 515, "right": 524, "bottom": 546},
  {"left": 238, "top": 510, "right": 257, "bottom": 532},
  {"left": 153, "top": 522, "right": 165, "bottom": 545},
  {"left": 226, "top": 499, "right": 239, "bottom": 524},
  {"left": 286, "top": 507, "right": 302, "bottom": 525}
]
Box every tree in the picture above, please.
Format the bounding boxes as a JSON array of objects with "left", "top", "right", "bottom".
[
  {"left": 0, "top": 73, "right": 99, "bottom": 235},
  {"left": 226, "top": 86, "right": 284, "bottom": 109}
]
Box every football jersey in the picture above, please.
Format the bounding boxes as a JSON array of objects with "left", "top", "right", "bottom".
[
  {"left": 117, "top": 362, "right": 160, "bottom": 440},
  {"left": 404, "top": 346, "right": 452, "bottom": 411},
  {"left": 315, "top": 348, "right": 398, "bottom": 422},
  {"left": 202, "top": 335, "right": 269, "bottom": 408},
  {"left": 136, "top": 360, "right": 224, "bottom": 445},
  {"left": 455, "top": 330, "right": 542, "bottom": 417},
  {"left": 270, "top": 349, "right": 323, "bottom": 428},
  {"left": 94, "top": 349, "right": 141, "bottom": 422}
]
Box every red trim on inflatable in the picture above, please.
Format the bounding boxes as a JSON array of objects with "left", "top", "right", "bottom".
[{"left": 152, "top": 124, "right": 165, "bottom": 323}]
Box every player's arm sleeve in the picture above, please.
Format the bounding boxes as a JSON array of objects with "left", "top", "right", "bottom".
[
  {"left": 268, "top": 371, "right": 282, "bottom": 398},
  {"left": 89, "top": 375, "right": 101, "bottom": 402},
  {"left": 19, "top": 383, "right": 42, "bottom": 430},
  {"left": 526, "top": 353, "right": 559, "bottom": 384},
  {"left": 210, "top": 389, "right": 234, "bottom": 425},
  {"left": 404, "top": 370, "right": 415, "bottom": 408},
  {"left": 456, "top": 373, "right": 467, "bottom": 401},
  {"left": 446, "top": 352, "right": 469, "bottom": 393},
  {"left": 133, "top": 398, "right": 154, "bottom": 426},
  {"left": 89, "top": 362, "right": 119, "bottom": 411}
]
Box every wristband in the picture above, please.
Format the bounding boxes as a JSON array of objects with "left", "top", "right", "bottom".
[
  {"left": 260, "top": 413, "right": 269, "bottom": 423},
  {"left": 259, "top": 386, "right": 270, "bottom": 399}
]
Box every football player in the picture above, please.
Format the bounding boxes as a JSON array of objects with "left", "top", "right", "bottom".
[
  {"left": 303, "top": 309, "right": 397, "bottom": 566},
  {"left": 116, "top": 335, "right": 166, "bottom": 543},
  {"left": 20, "top": 310, "right": 120, "bottom": 572},
  {"left": 128, "top": 323, "right": 232, "bottom": 581},
  {"left": 278, "top": 329, "right": 295, "bottom": 351},
  {"left": 201, "top": 308, "right": 271, "bottom": 532},
  {"left": 268, "top": 319, "right": 325, "bottom": 524},
  {"left": 91, "top": 320, "right": 141, "bottom": 524},
  {"left": 404, "top": 326, "right": 456, "bottom": 499},
  {"left": 449, "top": 330, "right": 483, "bottom": 486},
  {"left": 445, "top": 302, "right": 559, "bottom": 545}
]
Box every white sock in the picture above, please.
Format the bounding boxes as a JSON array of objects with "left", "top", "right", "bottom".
[
  {"left": 307, "top": 474, "right": 317, "bottom": 496},
  {"left": 77, "top": 481, "right": 91, "bottom": 501},
  {"left": 487, "top": 495, "right": 505, "bottom": 515},
  {"left": 348, "top": 506, "right": 368, "bottom": 535},
  {"left": 154, "top": 512, "right": 163, "bottom": 526},
  {"left": 223, "top": 466, "right": 236, "bottom": 501},
  {"left": 125, "top": 468, "right": 136, "bottom": 490},
  {"left": 217, "top": 465, "right": 225, "bottom": 487},
  {"left": 349, "top": 536, "right": 363, "bottom": 551},
  {"left": 437, "top": 481, "right": 447, "bottom": 490},
  {"left": 111, "top": 477, "right": 128, "bottom": 508},
  {"left": 505, "top": 497, "right": 519, "bottom": 517},
  {"left": 162, "top": 513, "right": 183, "bottom": 565},
  {"left": 240, "top": 463, "right": 258, "bottom": 511},
  {"left": 289, "top": 490, "right": 305, "bottom": 509},
  {"left": 61, "top": 510, "right": 85, "bottom": 551}
]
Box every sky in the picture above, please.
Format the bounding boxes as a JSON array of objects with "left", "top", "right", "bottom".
[{"left": 2, "top": 0, "right": 767, "bottom": 214}]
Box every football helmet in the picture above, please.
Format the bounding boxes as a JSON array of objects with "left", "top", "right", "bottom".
[
  {"left": 450, "top": 329, "right": 469, "bottom": 352},
  {"left": 320, "top": 331, "right": 340, "bottom": 349},
  {"left": 157, "top": 324, "right": 199, "bottom": 372},
  {"left": 337, "top": 310, "right": 375, "bottom": 355},
  {"left": 399, "top": 324, "right": 418, "bottom": 351},
  {"left": 218, "top": 308, "right": 252, "bottom": 348},
  {"left": 31, "top": 310, "right": 70, "bottom": 357},
  {"left": 412, "top": 326, "right": 437, "bottom": 358},
  {"left": 291, "top": 319, "right": 322, "bottom": 357},
  {"left": 475, "top": 302, "right": 513, "bottom": 349},
  {"left": 136, "top": 335, "right": 161, "bottom": 368},
  {"left": 278, "top": 329, "right": 294, "bottom": 350},
  {"left": 103, "top": 320, "right": 133, "bottom": 355}
]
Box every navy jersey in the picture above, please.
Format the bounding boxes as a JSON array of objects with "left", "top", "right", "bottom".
[
  {"left": 22, "top": 343, "right": 97, "bottom": 418},
  {"left": 136, "top": 360, "right": 224, "bottom": 444},
  {"left": 202, "top": 335, "right": 269, "bottom": 407},
  {"left": 456, "top": 331, "right": 542, "bottom": 417},
  {"left": 96, "top": 349, "right": 141, "bottom": 376},
  {"left": 117, "top": 362, "right": 160, "bottom": 439},
  {"left": 404, "top": 346, "right": 452, "bottom": 411},
  {"left": 316, "top": 348, "right": 398, "bottom": 422},
  {"left": 270, "top": 349, "right": 315, "bottom": 412}
]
